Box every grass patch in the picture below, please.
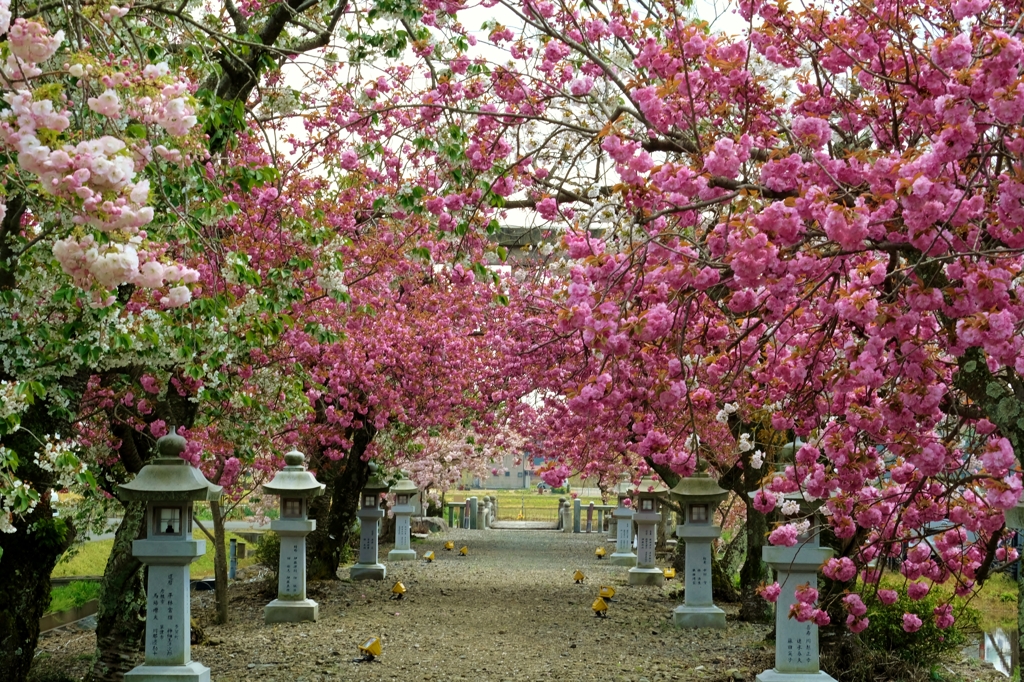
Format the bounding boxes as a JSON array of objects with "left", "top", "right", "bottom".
[
  {"left": 967, "top": 572, "right": 1018, "bottom": 632},
  {"left": 53, "top": 531, "right": 258, "bottom": 579},
  {"left": 46, "top": 581, "right": 102, "bottom": 614},
  {"left": 869, "top": 571, "right": 1017, "bottom": 634}
]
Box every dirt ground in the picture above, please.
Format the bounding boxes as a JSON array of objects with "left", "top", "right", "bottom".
[{"left": 31, "top": 529, "right": 1007, "bottom": 682}]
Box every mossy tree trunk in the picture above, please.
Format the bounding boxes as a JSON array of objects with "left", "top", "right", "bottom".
[
  {"left": 307, "top": 423, "right": 376, "bottom": 580},
  {"left": 0, "top": 362, "right": 83, "bottom": 682},
  {"left": 0, "top": 501, "right": 74, "bottom": 682},
  {"left": 86, "top": 501, "right": 147, "bottom": 682}
]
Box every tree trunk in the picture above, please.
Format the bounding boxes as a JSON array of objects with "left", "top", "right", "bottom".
[
  {"left": 86, "top": 502, "right": 147, "bottom": 682},
  {"left": 712, "top": 550, "right": 741, "bottom": 603},
  {"left": 307, "top": 425, "right": 376, "bottom": 580},
  {"left": 379, "top": 512, "right": 396, "bottom": 544},
  {"left": 738, "top": 462, "right": 773, "bottom": 623},
  {"left": 0, "top": 500, "right": 74, "bottom": 682},
  {"left": 210, "top": 501, "right": 229, "bottom": 625}
]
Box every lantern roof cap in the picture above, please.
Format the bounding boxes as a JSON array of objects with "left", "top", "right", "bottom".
[
  {"left": 391, "top": 476, "right": 419, "bottom": 495},
  {"left": 669, "top": 472, "right": 729, "bottom": 504},
  {"left": 118, "top": 428, "right": 223, "bottom": 502},
  {"left": 363, "top": 462, "right": 391, "bottom": 495},
  {"left": 263, "top": 450, "right": 326, "bottom": 498}
]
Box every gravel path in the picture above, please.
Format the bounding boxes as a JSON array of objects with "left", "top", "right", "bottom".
[
  {"left": 31, "top": 528, "right": 1006, "bottom": 682},
  {"left": 195, "top": 529, "right": 770, "bottom": 682}
]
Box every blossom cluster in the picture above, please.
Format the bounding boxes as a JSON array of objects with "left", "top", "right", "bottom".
[{"left": 0, "top": 1, "right": 201, "bottom": 305}]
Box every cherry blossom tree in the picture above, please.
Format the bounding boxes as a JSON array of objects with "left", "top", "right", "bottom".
[{"left": 300, "top": 0, "right": 1024, "bottom": 654}]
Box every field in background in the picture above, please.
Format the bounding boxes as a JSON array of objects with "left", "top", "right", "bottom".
[
  {"left": 53, "top": 530, "right": 258, "bottom": 578},
  {"left": 444, "top": 489, "right": 611, "bottom": 522}
]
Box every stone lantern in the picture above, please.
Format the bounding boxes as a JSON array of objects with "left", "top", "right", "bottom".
[
  {"left": 609, "top": 475, "right": 636, "bottom": 566},
  {"left": 755, "top": 441, "right": 836, "bottom": 682},
  {"left": 1006, "top": 499, "right": 1024, "bottom": 530},
  {"left": 669, "top": 468, "right": 729, "bottom": 628},
  {"left": 387, "top": 475, "right": 419, "bottom": 562},
  {"left": 351, "top": 463, "right": 390, "bottom": 580},
  {"left": 119, "top": 429, "right": 222, "bottom": 682},
  {"left": 627, "top": 477, "right": 668, "bottom": 586},
  {"left": 262, "top": 449, "right": 325, "bottom": 623}
]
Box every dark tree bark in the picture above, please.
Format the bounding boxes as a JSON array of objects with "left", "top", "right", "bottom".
[
  {"left": 0, "top": 499, "right": 74, "bottom": 682},
  {"left": 86, "top": 501, "right": 147, "bottom": 682},
  {"left": 736, "top": 463, "right": 773, "bottom": 623},
  {"left": 711, "top": 550, "right": 742, "bottom": 603},
  {"left": 0, "top": 368, "right": 86, "bottom": 682},
  {"left": 306, "top": 424, "right": 376, "bottom": 580}
]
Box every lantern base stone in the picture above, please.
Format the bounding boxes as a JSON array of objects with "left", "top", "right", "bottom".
[
  {"left": 350, "top": 563, "right": 387, "bottom": 581},
  {"left": 609, "top": 552, "right": 637, "bottom": 566},
  {"left": 672, "top": 604, "right": 726, "bottom": 629},
  {"left": 264, "top": 598, "right": 319, "bottom": 623},
  {"left": 627, "top": 567, "right": 664, "bottom": 586},
  {"left": 387, "top": 548, "right": 418, "bottom": 561},
  {"left": 756, "top": 669, "right": 837, "bottom": 682},
  {"left": 125, "top": 661, "right": 210, "bottom": 682}
]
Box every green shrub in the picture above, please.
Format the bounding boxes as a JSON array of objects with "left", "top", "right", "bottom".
[
  {"left": 860, "top": 589, "right": 978, "bottom": 664},
  {"left": 46, "top": 581, "right": 102, "bottom": 614},
  {"left": 253, "top": 531, "right": 280, "bottom": 577}
]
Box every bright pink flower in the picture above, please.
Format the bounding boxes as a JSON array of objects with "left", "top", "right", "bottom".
[
  {"left": 758, "top": 582, "right": 781, "bottom": 602},
  {"left": 843, "top": 593, "right": 867, "bottom": 617},
  {"left": 902, "top": 613, "right": 923, "bottom": 633},
  {"left": 934, "top": 604, "right": 954, "bottom": 629},
  {"left": 768, "top": 523, "right": 799, "bottom": 547},
  {"left": 907, "top": 582, "right": 930, "bottom": 601}
]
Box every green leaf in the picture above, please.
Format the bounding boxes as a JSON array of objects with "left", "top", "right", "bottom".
[{"left": 124, "top": 123, "right": 147, "bottom": 139}]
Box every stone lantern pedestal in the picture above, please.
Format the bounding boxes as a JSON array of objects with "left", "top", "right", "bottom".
[
  {"left": 758, "top": 538, "right": 836, "bottom": 681},
  {"left": 628, "top": 478, "right": 668, "bottom": 586},
  {"left": 263, "top": 450, "right": 325, "bottom": 623},
  {"left": 351, "top": 464, "right": 391, "bottom": 581},
  {"left": 609, "top": 477, "right": 636, "bottom": 566},
  {"left": 119, "top": 429, "right": 222, "bottom": 682},
  {"left": 753, "top": 440, "right": 837, "bottom": 681},
  {"left": 388, "top": 476, "right": 419, "bottom": 562},
  {"left": 758, "top": 509, "right": 836, "bottom": 682},
  {"left": 670, "top": 471, "right": 729, "bottom": 629}
]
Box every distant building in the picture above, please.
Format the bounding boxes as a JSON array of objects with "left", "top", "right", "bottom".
[{"left": 463, "top": 454, "right": 538, "bottom": 490}]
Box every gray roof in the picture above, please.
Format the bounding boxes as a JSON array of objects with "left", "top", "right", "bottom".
[
  {"left": 263, "top": 451, "right": 326, "bottom": 498},
  {"left": 669, "top": 473, "right": 729, "bottom": 504},
  {"left": 118, "top": 429, "right": 223, "bottom": 502}
]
